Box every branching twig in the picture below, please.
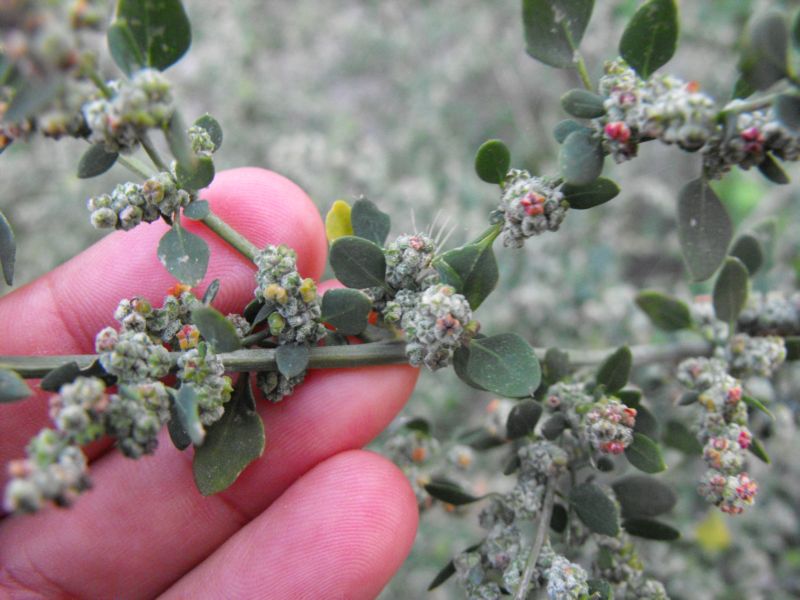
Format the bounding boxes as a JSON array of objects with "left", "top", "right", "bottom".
[{"left": 515, "top": 475, "right": 557, "bottom": 600}]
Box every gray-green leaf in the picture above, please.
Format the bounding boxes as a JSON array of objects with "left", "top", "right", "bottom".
[
  {"left": 774, "top": 93, "right": 800, "bottom": 130},
  {"left": 625, "top": 433, "right": 667, "bottom": 473},
  {"left": 434, "top": 241, "right": 499, "bottom": 310},
  {"left": 596, "top": 346, "right": 632, "bottom": 393},
  {"left": 0, "top": 368, "right": 32, "bottom": 403},
  {"left": 713, "top": 257, "right": 749, "bottom": 323},
  {"left": 0, "top": 209, "right": 16, "bottom": 286},
  {"left": 619, "top": 0, "right": 679, "bottom": 78},
  {"left": 635, "top": 290, "right": 692, "bottom": 331},
  {"left": 506, "top": 400, "right": 543, "bottom": 439},
  {"left": 560, "top": 89, "right": 606, "bottom": 118},
  {"left": 191, "top": 306, "right": 242, "bottom": 352},
  {"left": 474, "top": 139, "right": 511, "bottom": 184},
  {"left": 174, "top": 384, "right": 205, "bottom": 446},
  {"left": 424, "top": 478, "right": 482, "bottom": 505},
  {"left": 522, "top": 0, "right": 595, "bottom": 69},
  {"left": 623, "top": 518, "right": 680, "bottom": 541},
  {"left": 570, "top": 482, "right": 620, "bottom": 537},
  {"left": 677, "top": 178, "right": 732, "bottom": 282},
  {"left": 466, "top": 334, "right": 541, "bottom": 398},
  {"left": 329, "top": 236, "right": 387, "bottom": 289},
  {"left": 739, "top": 11, "right": 789, "bottom": 90},
  {"left": 276, "top": 344, "right": 310, "bottom": 378},
  {"left": 612, "top": 475, "right": 677, "bottom": 518},
  {"left": 114, "top": 0, "right": 192, "bottom": 71},
  {"left": 194, "top": 114, "right": 223, "bottom": 151},
  {"left": 553, "top": 120, "right": 590, "bottom": 144},
  {"left": 562, "top": 177, "right": 620, "bottom": 210},
  {"left": 729, "top": 234, "right": 764, "bottom": 275},
  {"left": 559, "top": 129, "right": 604, "bottom": 185},
  {"left": 78, "top": 145, "right": 119, "bottom": 179},
  {"left": 321, "top": 288, "right": 372, "bottom": 335},
  {"left": 351, "top": 198, "right": 391, "bottom": 246},
  {"left": 157, "top": 223, "right": 210, "bottom": 286},
  {"left": 193, "top": 374, "right": 265, "bottom": 496},
  {"left": 107, "top": 19, "right": 145, "bottom": 76}
]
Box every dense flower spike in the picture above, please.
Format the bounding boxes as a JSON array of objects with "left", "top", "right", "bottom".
[
  {"left": 384, "top": 233, "right": 439, "bottom": 291},
  {"left": 401, "top": 283, "right": 478, "bottom": 370},
  {"left": 546, "top": 555, "right": 590, "bottom": 600},
  {"left": 725, "top": 333, "right": 786, "bottom": 378},
  {"left": 738, "top": 291, "right": 800, "bottom": 336},
  {"left": 106, "top": 382, "right": 171, "bottom": 458},
  {"left": 497, "top": 169, "right": 568, "bottom": 248},
  {"left": 583, "top": 396, "right": 637, "bottom": 455},
  {"left": 177, "top": 344, "right": 233, "bottom": 425},
  {"left": 49, "top": 376, "right": 108, "bottom": 444},
  {"left": 95, "top": 327, "right": 171, "bottom": 383}
]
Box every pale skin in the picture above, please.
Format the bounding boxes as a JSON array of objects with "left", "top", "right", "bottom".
[{"left": 0, "top": 167, "right": 420, "bottom": 598}]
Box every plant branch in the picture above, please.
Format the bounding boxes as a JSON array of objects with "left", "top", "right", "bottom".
[
  {"left": 139, "top": 132, "right": 170, "bottom": 172},
  {"left": 719, "top": 91, "right": 781, "bottom": 119},
  {"left": 0, "top": 339, "right": 709, "bottom": 380},
  {"left": 117, "top": 155, "right": 156, "bottom": 180},
  {"left": 201, "top": 210, "right": 260, "bottom": 262},
  {"left": 515, "top": 475, "right": 556, "bottom": 600}
]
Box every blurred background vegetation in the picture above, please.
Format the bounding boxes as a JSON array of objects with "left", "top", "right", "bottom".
[{"left": 2, "top": 1, "right": 800, "bottom": 598}]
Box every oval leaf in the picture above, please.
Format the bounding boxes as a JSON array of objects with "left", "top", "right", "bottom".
[
  {"left": 183, "top": 200, "right": 210, "bottom": 220},
  {"left": 453, "top": 346, "right": 487, "bottom": 391},
  {"left": 351, "top": 197, "right": 391, "bottom": 246},
  {"left": 275, "top": 344, "right": 310, "bottom": 378},
  {"left": 329, "top": 236, "right": 387, "bottom": 289},
  {"left": 176, "top": 155, "right": 215, "bottom": 191},
  {"left": 729, "top": 234, "right": 764, "bottom": 275},
  {"left": 321, "top": 288, "right": 372, "bottom": 335},
  {"left": 742, "top": 394, "right": 774, "bottom": 420},
  {"left": 157, "top": 223, "right": 210, "bottom": 286},
  {"left": 713, "top": 257, "right": 749, "bottom": 323},
  {"left": 625, "top": 433, "right": 667, "bottom": 473},
  {"left": 474, "top": 139, "right": 511, "bottom": 184},
  {"left": 623, "top": 518, "right": 680, "bottom": 541},
  {"left": 560, "top": 89, "right": 606, "bottom": 118},
  {"left": 677, "top": 178, "right": 733, "bottom": 282},
  {"left": 40, "top": 362, "right": 82, "bottom": 393},
  {"left": 434, "top": 242, "right": 499, "bottom": 310},
  {"left": 562, "top": 177, "right": 620, "bottom": 210},
  {"left": 543, "top": 347, "right": 571, "bottom": 384},
  {"left": 553, "top": 119, "right": 590, "bottom": 144},
  {"left": 635, "top": 290, "right": 692, "bottom": 331},
  {"left": 0, "top": 368, "right": 32, "bottom": 403},
  {"left": 612, "top": 474, "right": 677, "bottom": 518},
  {"left": 662, "top": 419, "right": 702, "bottom": 455},
  {"left": 193, "top": 374, "right": 265, "bottom": 496},
  {"left": 167, "top": 399, "right": 192, "bottom": 451},
  {"left": 115, "top": 0, "right": 192, "bottom": 71},
  {"left": 570, "top": 482, "right": 620, "bottom": 537},
  {"left": 757, "top": 154, "right": 790, "bottom": 185},
  {"left": 740, "top": 10, "right": 789, "bottom": 90},
  {"left": 325, "top": 200, "right": 354, "bottom": 243},
  {"left": 748, "top": 437, "right": 771, "bottom": 464},
  {"left": 467, "top": 334, "right": 541, "bottom": 398},
  {"left": 542, "top": 413, "right": 569, "bottom": 440},
  {"left": 619, "top": 0, "right": 679, "bottom": 78},
  {"left": 596, "top": 346, "right": 632, "bottom": 393},
  {"left": 559, "top": 129, "right": 604, "bottom": 185},
  {"left": 174, "top": 384, "right": 205, "bottom": 446},
  {"left": 424, "top": 478, "right": 482, "bottom": 506},
  {"left": 506, "top": 400, "right": 543, "bottom": 439},
  {"left": 522, "top": 0, "right": 595, "bottom": 68},
  {"left": 633, "top": 403, "right": 659, "bottom": 439},
  {"left": 0, "top": 209, "right": 16, "bottom": 286},
  {"left": 192, "top": 306, "right": 242, "bottom": 353},
  {"left": 78, "top": 144, "right": 119, "bottom": 179},
  {"left": 194, "top": 114, "right": 223, "bottom": 151},
  {"left": 107, "top": 19, "right": 145, "bottom": 76}
]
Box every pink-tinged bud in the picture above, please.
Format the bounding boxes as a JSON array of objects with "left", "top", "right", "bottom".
[
  {"left": 721, "top": 504, "right": 743, "bottom": 515},
  {"left": 737, "top": 430, "right": 752, "bottom": 449},
  {"left": 618, "top": 91, "right": 636, "bottom": 107},
  {"left": 726, "top": 386, "right": 742, "bottom": 403},
  {"left": 408, "top": 236, "right": 425, "bottom": 251},
  {"left": 712, "top": 437, "right": 728, "bottom": 451},
  {"left": 167, "top": 283, "right": 192, "bottom": 298},
  {"left": 686, "top": 81, "right": 700, "bottom": 93},
  {"left": 604, "top": 121, "right": 631, "bottom": 143},
  {"left": 736, "top": 473, "right": 757, "bottom": 501},
  {"left": 602, "top": 440, "right": 626, "bottom": 455}
]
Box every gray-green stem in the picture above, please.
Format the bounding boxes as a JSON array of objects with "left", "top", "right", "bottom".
[
  {"left": 201, "top": 210, "right": 260, "bottom": 262},
  {"left": 139, "top": 132, "right": 170, "bottom": 172},
  {"left": 117, "top": 155, "right": 156, "bottom": 180},
  {"left": 0, "top": 339, "right": 709, "bottom": 380},
  {"left": 515, "top": 475, "right": 556, "bottom": 600}
]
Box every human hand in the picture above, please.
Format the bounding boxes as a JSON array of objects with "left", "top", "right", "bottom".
[{"left": 0, "top": 168, "right": 419, "bottom": 598}]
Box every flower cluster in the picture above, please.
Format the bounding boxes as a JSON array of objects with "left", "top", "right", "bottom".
[
  {"left": 582, "top": 396, "right": 637, "bottom": 455},
  {"left": 496, "top": 169, "right": 568, "bottom": 248},
  {"left": 677, "top": 357, "right": 758, "bottom": 514},
  {"left": 105, "top": 382, "right": 171, "bottom": 458},
  {"left": 384, "top": 233, "right": 439, "bottom": 291},
  {"left": 546, "top": 555, "right": 590, "bottom": 599},
  {"left": 595, "top": 58, "right": 800, "bottom": 179},
  {"left": 95, "top": 327, "right": 171, "bottom": 383},
  {"left": 177, "top": 344, "right": 234, "bottom": 426},
  {"left": 113, "top": 284, "right": 203, "bottom": 346},
  {"left": 593, "top": 533, "right": 668, "bottom": 599},
  {"left": 87, "top": 172, "right": 193, "bottom": 230},
  {"left": 83, "top": 68, "right": 174, "bottom": 153},
  {"left": 738, "top": 291, "right": 800, "bottom": 337},
  {"left": 400, "top": 283, "right": 479, "bottom": 370},
  {"left": 725, "top": 333, "right": 786, "bottom": 378}
]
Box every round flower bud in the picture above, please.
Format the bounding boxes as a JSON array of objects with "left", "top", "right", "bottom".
[
  {"left": 583, "top": 397, "right": 637, "bottom": 455},
  {"left": 178, "top": 345, "right": 233, "bottom": 425},
  {"left": 384, "top": 233, "right": 439, "bottom": 291},
  {"left": 498, "top": 170, "right": 568, "bottom": 248}
]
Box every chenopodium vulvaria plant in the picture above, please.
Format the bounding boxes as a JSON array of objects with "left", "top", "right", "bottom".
[{"left": 1, "top": 0, "right": 800, "bottom": 598}]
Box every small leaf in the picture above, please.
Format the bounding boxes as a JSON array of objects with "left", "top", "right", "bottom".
[
  {"left": 467, "top": 334, "right": 541, "bottom": 398},
  {"left": 191, "top": 306, "right": 242, "bottom": 353},
  {"left": 677, "top": 178, "right": 733, "bottom": 282},
  {"left": 40, "top": 362, "right": 82, "bottom": 392},
  {"left": 167, "top": 399, "right": 192, "bottom": 451},
  {"left": 183, "top": 200, "right": 210, "bottom": 220},
  {"left": 325, "top": 200, "right": 354, "bottom": 243},
  {"left": 522, "top": 0, "right": 595, "bottom": 69},
  {"left": 193, "top": 374, "right": 265, "bottom": 496},
  {"left": 506, "top": 400, "right": 543, "bottom": 439},
  {"left": 729, "top": 234, "right": 764, "bottom": 275},
  {"left": 559, "top": 129, "right": 604, "bottom": 185},
  {"left": 739, "top": 11, "right": 789, "bottom": 90},
  {"left": 713, "top": 257, "right": 749, "bottom": 323},
  {"left": 562, "top": 177, "right": 620, "bottom": 210},
  {"left": 635, "top": 291, "right": 692, "bottom": 331},
  {"left": 458, "top": 426, "right": 506, "bottom": 451},
  {"left": 351, "top": 198, "right": 391, "bottom": 246},
  {"left": 553, "top": 120, "right": 590, "bottom": 144},
  {"left": 4, "top": 77, "right": 60, "bottom": 123},
  {"left": 633, "top": 403, "right": 659, "bottom": 439},
  {"left": 612, "top": 474, "right": 677, "bottom": 518},
  {"left": 176, "top": 156, "right": 215, "bottom": 191},
  {"left": 174, "top": 384, "right": 205, "bottom": 446},
  {"left": 166, "top": 111, "right": 193, "bottom": 170},
  {"left": 329, "top": 236, "right": 387, "bottom": 289},
  {"left": 202, "top": 279, "right": 221, "bottom": 306},
  {"left": 748, "top": 437, "right": 771, "bottom": 463},
  {"left": 194, "top": 114, "right": 223, "bottom": 151},
  {"left": 0, "top": 209, "right": 15, "bottom": 286},
  {"left": 774, "top": 94, "right": 800, "bottom": 131},
  {"left": 157, "top": 222, "right": 210, "bottom": 286},
  {"left": 619, "top": 0, "right": 679, "bottom": 78},
  {"left": 596, "top": 346, "right": 632, "bottom": 393},
  {"left": 428, "top": 542, "right": 483, "bottom": 591},
  {"left": 435, "top": 242, "right": 499, "bottom": 310},
  {"left": 742, "top": 394, "right": 774, "bottom": 420},
  {"left": 541, "top": 413, "right": 568, "bottom": 440},
  {"left": 107, "top": 20, "right": 144, "bottom": 76},
  {"left": 275, "top": 344, "right": 309, "bottom": 378},
  {"left": 731, "top": 76, "right": 755, "bottom": 100},
  {"left": 757, "top": 154, "right": 790, "bottom": 185},
  {"left": 403, "top": 417, "right": 431, "bottom": 435},
  {"left": 77, "top": 145, "right": 119, "bottom": 179},
  {"left": 623, "top": 518, "right": 680, "bottom": 541},
  {"left": 570, "top": 482, "right": 620, "bottom": 537},
  {"left": 474, "top": 139, "right": 511, "bottom": 184},
  {"left": 616, "top": 389, "right": 642, "bottom": 409},
  {"left": 453, "top": 346, "right": 487, "bottom": 392},
  {"left": 0, "top": 368, "right": 32, "bottom": 403},
  {"left": 550, "top": 504, "right": 568, "bottom": 533},
  {"left": 115, "top": 0, "right": 192, "bottom": 71},
  {"left": 560, "top": 89, "right": 607, "bottom": 118},
  {"left": 662, "top": 419, "right": 702, "bottom": 455},
  {"left": 625, "top": 433, "right": 667, "bottom": 473},
  {"left": 424, "top": 478, "right": 482, "bottom": 505},
  {"left": 785, "top": 337, "right": 800, "bottom": 361},
  {"left": 543, "top": 348, "right": 570, "bottom": 384},
  {"left": 321, "top": 288, "right": 372, "bottom": 335},
  {"left": 588, "top": 579, "right": 613, "bottom": 600}
]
